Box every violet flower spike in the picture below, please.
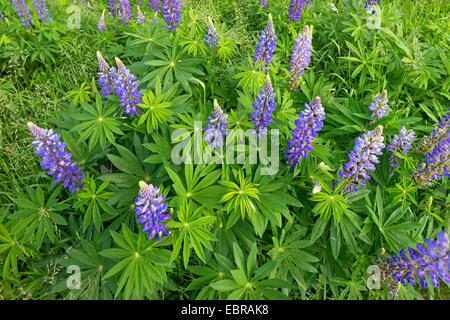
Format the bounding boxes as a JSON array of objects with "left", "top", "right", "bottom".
[
  {"left": 368, "top": 90, "right": 389, "bottom": 121},
  {"left": 285, "top": 96, "right": 325, "bottom": 171},
  {"left": 27, "top": 122, "right": 85, "bottom": 193},
  {"left": 148, "top": 0, "right": 161, "bottom": 13},
  {"left": 134, "top": 181, "right": 170, "bottom": 242},
  {"left": 205, "top": 17, "right": 219, "bottom": 48},
  {"left": 338, "top": 125, "right": 385, "bottom": 192},
  {"left": 204, "top": 99, "right": 229, "bottom": 148},
  {"left": 98, "top": 10, "right": 107, "bottom": 32},
  {"left": 12, "top": 0, "right": 33, "bottom": 28},
  {"left": 259, "top": 0, "right": 268, "bottom": 9},
  {"left": 253, "top": 13, "right": 277, "bottom": 72},
  {"left": 288, "top": 0, "right": 310, "bottom": 22},
  {"left": 119, "top": 0, "right": 132, "bottom": 26},
  {"left": 251, "top": 75, "right": 277, "bottom": 139},
  {"left": 33, "top": 0, "right": 52, "bottom": 23},
  {"left": 387, "top": 126, "right": 415, "bottom": 171},
  {"left": 289, "top": 25, "right": 313, "bottom": 91},
  {"left": 162, "top": 0, "right": 182, "bottom": 30},
  {"left": 137, "top": 6, "right": 146, "bottom": 24}
]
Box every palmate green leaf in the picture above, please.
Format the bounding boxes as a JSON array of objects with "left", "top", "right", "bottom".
[
  {"left": 99, "top": 224, "right": 171, "bottom": 299},
  {"left": 233, "top": 57, "right": 266, "bottom": 94},
  {"left": 70, "top": 94, "right": 124, "bottom": 150}
]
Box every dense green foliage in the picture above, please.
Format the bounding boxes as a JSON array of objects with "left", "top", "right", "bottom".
[{"left": 0, "top": 0, "right": 448, "bottom": 300}]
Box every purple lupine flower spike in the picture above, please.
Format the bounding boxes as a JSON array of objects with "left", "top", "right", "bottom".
[
  {"left": 205, "top": 17, "right": 219, "bottom": 48},
  {"left": 338, "top": 125, "right": 385, "bottom": 192},
  {"left": 288, "top": 0, "right": 310, "bottom": 22},
  {"left": 134, "top": 181, "right": 170, "bottom": 241},
  {"left": 289, "top": 25, "right": 313, "bottom": 91},
  {"left": 204, "top": 99, "right": 229, "bottom": 148},
  {"left": 97, "top": 51, "right": 116, "bottom": 97},
  {"left": 137, "top": 6, "right": 146, "bottom": 24},
  {"left": 149, "top": 0, "right": 161, "bottom": 13},
  {"left": 387, "top": 126, "right": 415, "bottom": 171},
  {"left": 33, "top": 0, "right": 52, "bottom": 23},
  {"left": 0, "top": 11, "right": 5, "bottom": 20},
  {"left": 412, "top": 110, "right": 449, "bottom": 186},
  {"left": 28, "top": 122, "right": 85, "bottom": 193},
  {"left": 259, "top": 0, "right": 268, "bottom": 9},
  {"left": 253, "top": 13, "right": 277, "bottom": 72},
  {"left": 119, "top": 0, "right": 132, "bottom": 26},
  {"left": 98, "top": 10, "right": 107, "bottom": 32},
  {"left": 251, "top": 75, "right": 277, "bottom": 139},
  {"left": 108, "top": 0, "right": 119, "bottom": 16},
  {"left": 365, "top": 0, "right": 381, "bottom": 14},
  {"left": 368, "top": 91, "right": 389, "bottom": 121},
  {"left": 12, "top": 0, "right": 33, "bottom": 28},
  {"left": 162, "top": 0, "right": 182, "bottom": 30},
  {"left": 285, "top": 97, "right": 325, "bottom": 170},
  {"left": 377, "top": 231, "right": 449, "bottom": 298},
  {"left": 113, "top": 57, "right": 143, "bottom": 117}
]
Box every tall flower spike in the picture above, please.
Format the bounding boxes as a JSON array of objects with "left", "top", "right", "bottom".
[
  {"left": 253, "top": 13, "right": 277, "bottom": 72},
  {"left": 28, "top": 122, "right": 85, "bottom": 193},
  {"left": 33, "top": 0, "right": 51, "bottom": 23},
  {"left": 134, "top": 181, "right": 170, "bottom": 242},
  {"left": 12, "top": 0, "right": 33, "bottom": 28},
  {"left": 387, "top": 126, "right": 415, "bottom": 171},
  {"left": 162, "top": 0, "right": 182, "bottom": 30},
  {"left": 98, "top": 9, "right": 107, "bottom": 32},
  {"left": 288, "top": 0, "right": 310, "bottom": 22},
  {"left": 289, "top": 25, "right": 313, "bottom": 91},
  {"left": 204, "top": 99, "right": 229, "bottom": 148},
  {"left": 412, "top": 110, "right": 449, "bottom": 186},
  {"left": 377, "top": 231, "right": 449, "bottom": 298},
  {"left": 108, "top": 0, "right": 119, "bottom": 16},
  {"left": 251, "top": 75, "right": 277, "bottom": 139},
  {"left": 119, "top": 0, "right": 132, "bottom": 26},
  {"left": 149, "top": 0, "right": 161, "bottom": 13},
  {"left": 285, "top": 97, "right": 325, "bottom": 170},
  {"left": 205, "top": 17, "right": 219, "bottom": 48},
  {"left": 113, "top": 57, "right": 143, "bottom": 117},
  {"left": 97, "top": 51, "right": 117, "bottom": 97},
  {"left": 338, "top": 126, "right": 385, "bottom": 192},
  {"left": 368, "top": 91, "right": 389, "bottom": 121},
  {"left": 137, "top": 6, "right": 146, "bottom": 24},
  {"left": 259, "top": 0, "right": 268, "bottom": 9}
]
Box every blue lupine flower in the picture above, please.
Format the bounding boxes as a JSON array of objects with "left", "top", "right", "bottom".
[
  {"left": 0, "top": 11, "right": 5, "bottom": 20},
  {"left": 368, "top": 91, "right": 389, "bottom": 121},
  {"left": 28, "top": 122, "right": 85, "bottom": 193},
  {"left": 259, "top": 0, "right": 268, "bottom": 9},
  {"left": 134, "top": 181, "right": 170, "bottom": 241},
  {"left": 108, "top": 0, "right": 119, "bottom": 16},
  {"left": 119, "top": 0, "right": 132, "bottom": 26},
  {"left": 162, "top": 0, "right": 182, "bottom": 30},
  {"left": 113, "top": 57, "right": 143, "bottom": 117},
  {"left": 33, "top": 0, "right": 51, "bottom": 23},
  {"left": 413, "top": 111, "right": 449, "bottom": 186},
  {"left": 98, "top": 10, "right": 107, "bottom": 31},
  {"left": 365, "top": 0, "right": 380, "bottom": 14},
  {"left": 97, "top": 51, "right": 117, "bottom": 97},
  {"left": 289, "top": 25, "right": 313, "bottom": 91},
  {"left": 12, "top": 0, "right": 33, "bottom": 28},
  {"left": 204, "top": 99, "right": 229, "bottom": 148},
  {"left": 205, "top": 17, "right": 219, "bottom": 48},
  {"left": 285, "top": 97, "right": 325, "bottom": 170},
  {"left": 137, "top": 6, "right": 146, "bottom": 24},
  {"left": 253, "top": 13, "right": 277, "bottom": 72},
  {"left": 288, "top": 0, "right": 310, "bottom": 22},
  {"left": 251, "top": 75, "right": 277, "bottom": 139},
  {"left": 387, "top": 126, "right": 415, "bottom": 170},
  {"left": 378, "top": 231, "right": 449, "bottom": 298},
  {"left": 148, "top": 0, "right": 161, "bottom": 13},
  {"left": 338, "top": 126, "right": 385, "bottom": 192}
]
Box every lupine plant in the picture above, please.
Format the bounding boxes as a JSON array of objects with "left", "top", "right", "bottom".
[{"left": 0, "top": 0, "right": 448, "bottom": 302}]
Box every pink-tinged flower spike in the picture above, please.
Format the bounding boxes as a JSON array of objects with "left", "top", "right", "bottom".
[
  {"left": 134, "top": 181, "right": 170, "bottom": 241},
  {"left": 289, "top": 25, "right": 313, "bottom": 91},
  {"left": 28, "top": 122, "right": 85, "bottom": 193},
  {"left": 137, "top": 6, "right": 146, "bottom": 24},
  {"left": 98, "top": 10, "right": 106, "bottom": 32},
  {"left": 338, "top": 125, "right": 385, "bottom": 192},
  {"left": 253, "top": 13, "right": 277, "bottom": 72}
]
